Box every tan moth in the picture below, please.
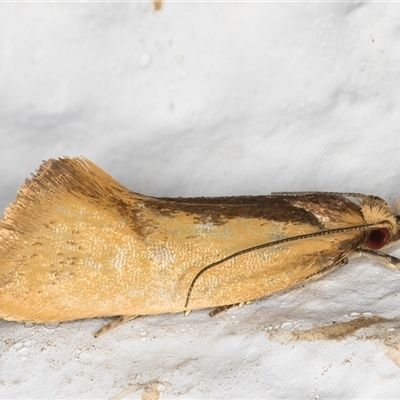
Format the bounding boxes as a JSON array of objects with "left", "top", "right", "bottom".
[{"left": 0, "top": 157, "right": 399, "bottom": 337}]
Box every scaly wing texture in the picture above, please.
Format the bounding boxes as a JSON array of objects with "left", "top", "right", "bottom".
[
  {"left": 184, "top": 229, "right": 359, "bottom": 309},
  {"left": 0, "top": 158, "right": 148, "bottom": 321},
  {"left": 0, "top": 158, "right": 367, "bottom": 322}
]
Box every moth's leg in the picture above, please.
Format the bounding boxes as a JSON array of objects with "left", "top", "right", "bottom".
[
  {"left": 94, "top": 315, "right": 138, "bottom": 338},
  {"left": 209, "top": 304, "right": 239, "bottom": 317},
  {"left": 360, "top": 249, "right": 400, "bottom": 270},
  {"left": 209, "top": 301, "right": 253, "bottom": 317}
]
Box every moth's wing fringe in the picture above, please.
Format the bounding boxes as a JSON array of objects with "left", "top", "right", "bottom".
[{"left": 0, "top": 157, "right": 138, "bottom": 249}]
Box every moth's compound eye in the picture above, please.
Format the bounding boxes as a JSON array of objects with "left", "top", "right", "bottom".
[{"left": 366, "top": 228, "right": 390, "bottom": 250}]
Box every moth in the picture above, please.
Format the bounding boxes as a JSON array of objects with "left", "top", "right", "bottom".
[{"left": 0, "top": 157, "right": 399, "bottom": 337}]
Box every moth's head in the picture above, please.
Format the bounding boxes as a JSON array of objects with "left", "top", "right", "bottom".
[{"left": 359, "top": 198, "right": 399, "bottom": 250}]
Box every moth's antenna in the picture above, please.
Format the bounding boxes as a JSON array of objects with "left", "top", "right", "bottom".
[
  {"left": 270, "top": 191, "right": 381, "bottom": 201},
  {"left": 184, "top": 222, "right": 389, "bottom": 308}
]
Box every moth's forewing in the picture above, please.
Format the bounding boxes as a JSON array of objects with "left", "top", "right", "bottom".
[{"left": 0, "top": 158, "right": 375, "bottom": 322}]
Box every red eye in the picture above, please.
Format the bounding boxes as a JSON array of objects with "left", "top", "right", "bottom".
[{"left": 366, "top": 228, "right": 390, "bottom": 250}]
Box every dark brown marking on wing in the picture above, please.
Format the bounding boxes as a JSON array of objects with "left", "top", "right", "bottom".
[
  {"left": 143, "top": 196, "right": 321, "bottom": 226},
  {"left": 110, "top": 197, "right": 158, "bottom": 238},
  {"left": 141, "top": 194, "right": 362, "bottom": 227},
  {"left": 286, "top": 194, "right": 362, "bottom": 222},
  {"left": 22, "top": 159, "right": 363, "bottom": 235}
]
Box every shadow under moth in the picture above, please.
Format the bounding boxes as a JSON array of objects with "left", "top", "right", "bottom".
[{"left": 0, "top": 157, "right": 399, "bottom": 337}]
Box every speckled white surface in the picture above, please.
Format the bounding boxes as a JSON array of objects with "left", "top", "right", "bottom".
[{"left": 1, "top": 2, "right": 400, "bottom": 399}]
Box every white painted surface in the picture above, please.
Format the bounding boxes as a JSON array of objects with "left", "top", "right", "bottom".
[{"left": 1, "top": 2, "right": 400, "bottom": 398}]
